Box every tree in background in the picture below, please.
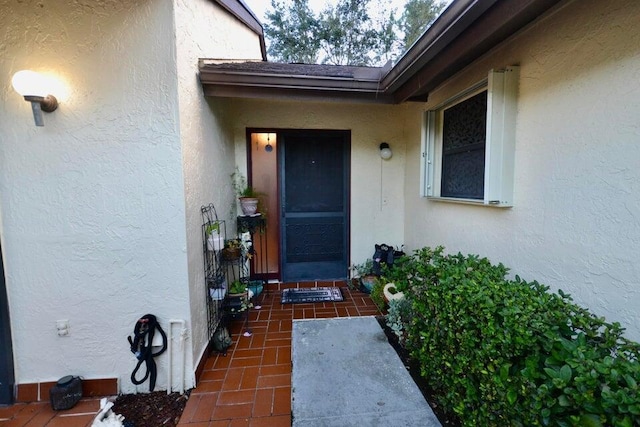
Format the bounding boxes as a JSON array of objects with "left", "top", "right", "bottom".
[
  {"left": 264, "top": 0, "right": 321, "bottom": 64},
  {"left": 402, "top": 0, "right": 446, "bottom": 49},
  {"left": 264, "top": 0, "right": 447, "bottom": 66}
]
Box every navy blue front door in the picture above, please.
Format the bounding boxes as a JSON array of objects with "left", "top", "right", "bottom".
[
  {"left": 279, "top": 131, "right": 350, "bottom": 281},
  {"left": 0, "top": 241, "right": 14, "bottom": 404}
]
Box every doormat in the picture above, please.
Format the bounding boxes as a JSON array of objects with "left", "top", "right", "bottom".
[{"left": 281, "top": 287, "right": 343, "bottom": 304}]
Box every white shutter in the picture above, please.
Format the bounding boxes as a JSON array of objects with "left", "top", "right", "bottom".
[{"left": 484, "top": 66, "right": 519, "bottom": 206}]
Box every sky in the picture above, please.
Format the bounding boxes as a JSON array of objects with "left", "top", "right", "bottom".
[{"left": 242, "top": 0, "right": 447, "bottom": 24}]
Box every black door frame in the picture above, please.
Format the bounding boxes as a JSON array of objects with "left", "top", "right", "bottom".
[
  {"left": 278, "top": 129, "right": 351, "bottom": 282},
  {"left": 0, "top": 241, "right": 15, "bottom": 405}
]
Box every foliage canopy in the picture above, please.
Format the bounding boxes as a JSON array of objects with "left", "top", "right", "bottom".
[{"left": 264, "top": 0, "right": 446, "bottom": 66}]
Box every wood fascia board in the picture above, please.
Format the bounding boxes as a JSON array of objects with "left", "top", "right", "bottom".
[
  {"left": 202, "top": 85, "right": 394, "bottom": 104},
  {"left": 391, "top": 0, "right": 562, "bottom": 103},
  {"left": 199, "top": 72, "right": 382, "bottom": 92},
  {"left": 381, "top": 0, "right": 498, "bottom": 93}
]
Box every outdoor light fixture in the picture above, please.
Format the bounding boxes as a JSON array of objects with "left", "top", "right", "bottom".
[
  {"left": 11, "top": 70, "right": 59, "bottom": 126},
  {"left": 265, "top": 133, "right": 273, "bottom": 152},
  {"left": 379, "top": 142, "right": 392, "bottom": 160}
]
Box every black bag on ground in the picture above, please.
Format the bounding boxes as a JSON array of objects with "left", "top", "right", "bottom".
[{"left": 212, "top": 325, "right": 232, "bottom": 355}]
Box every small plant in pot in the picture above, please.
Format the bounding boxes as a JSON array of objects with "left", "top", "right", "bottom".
[
  {"left": 222, "top": 238, "right": 242, "bottom": 261},
  {"left": 205, "top": 221, "right": 223, "bottom": 252},
  {"left": 231, "top": 167, "right": 260, "bottom": 216},
  {"left": 350, "top": 259, "right": 377, "bottom": 293},
  {"left": 226, "top": 280, "right": 253, "bottom": 316}
]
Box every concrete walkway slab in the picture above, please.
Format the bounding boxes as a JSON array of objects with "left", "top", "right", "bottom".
[{"left": 292, "top": 316, "right": 441, "bottom": 427}]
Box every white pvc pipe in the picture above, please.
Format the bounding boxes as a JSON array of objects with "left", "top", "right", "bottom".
[{"left": 167, "top": 319, "right": 186, "bottom": 395}]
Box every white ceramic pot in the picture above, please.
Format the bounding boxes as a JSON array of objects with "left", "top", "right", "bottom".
[{"left": 239, "top": 197, "right": 259, "bottom": 215}]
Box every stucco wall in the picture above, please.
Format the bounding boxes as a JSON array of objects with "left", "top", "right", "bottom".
[
  {"left": 228, "top": 99, "right": 419, "bottom": 266},
  {"left": 0, "top": 0, "right": 189, "bottom": 393},
  {"left": 404, "top": 0, "right": 640, "bottom": 340},
  {"left": 173, "top": 0, "right": 263, "bottom": 384}
]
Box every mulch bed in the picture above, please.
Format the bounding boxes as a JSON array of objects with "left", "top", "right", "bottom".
[{"left": 111, "top": 390, "right": 190, "bottom": 427}]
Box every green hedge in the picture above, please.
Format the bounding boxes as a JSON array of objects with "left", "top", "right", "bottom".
[{"left": 382, "top": 247, "right": 640, "bottom": 426}]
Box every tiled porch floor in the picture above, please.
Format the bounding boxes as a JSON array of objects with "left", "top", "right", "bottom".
[{"left": 0, "top": 281, "right": 380, "bottom": 427}]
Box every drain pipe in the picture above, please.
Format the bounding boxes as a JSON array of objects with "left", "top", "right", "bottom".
[{"left": 167, "top": 319, "right": 187, "bottom": 395}]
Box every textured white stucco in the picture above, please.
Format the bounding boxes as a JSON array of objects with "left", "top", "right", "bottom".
[
  {"left": 173, "top": 0, "right": 262, "bottom": 383},
  {"left": 403, "top": 0, "right": 640, "bottom": 340},
  {"left": 0, "top": 0, "right": 189, "bottom": 393},
  {"left": 228, "top": 99, "right": 418, "bottom": 266}
]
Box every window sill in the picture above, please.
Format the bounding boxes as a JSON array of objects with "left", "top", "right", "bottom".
[{"left": 426, "top": 196, "right": 513, "bottom": 208}]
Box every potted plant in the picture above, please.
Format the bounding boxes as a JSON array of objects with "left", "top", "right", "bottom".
[
  {"left": 350, "top": 259, "right": 377, "bottom": 293},
  {"left": 205, "top": 221, "right": 223, "bottom": 252},
  {"left": 225, "top": 280, "right": 253, "bottom": 317},
  {"left": 231, "top": 167, "right": 260, "bottom": 216},
  {"left": 221, "top": 238, "right": 242, "bottom": 261}
]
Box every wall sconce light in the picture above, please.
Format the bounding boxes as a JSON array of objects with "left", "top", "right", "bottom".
[
  {"left": 265, "top": 133, "right": 273, "bottom": 152},
  {"left": 379, "top": 142, "right": 392, "bottom": 160},
  {"left": 11, "top": 70, "right": 59, "bottom": 126}
]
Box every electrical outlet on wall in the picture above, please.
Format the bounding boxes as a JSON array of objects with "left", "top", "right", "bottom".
[{"left": 56, "top": 319, "right": 70, "bottom": 337}]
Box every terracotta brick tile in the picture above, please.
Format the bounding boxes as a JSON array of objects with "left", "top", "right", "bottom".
[
  {"left": 276, "top": 347, "right": 291, "bottom": 365},
  {"left": 212, "top": 355, "right": 232, "bottom": 369},
  {"left": 239, "top": 367, "right": 260, "bottom": 390},
  {"left": 249, "top": 414, "right": 291, "bottom": 427},
  {"left": 58, "top": 398, "right": 101, "bottom": 415},
  {"left": 272, "top": 387, "right": 291, "bottom": 415},
  {"left": 23, "top": 408, "right": 56, "bottom": 426},
  {"left": 265, "top": 331, "right": 290, "bottom": 341},
  {"left": 268, "top": 311, "right": 292, "bottom": 320},
  {"left": 178, "top": 393, "right": 201, "bottom": 423},
  {"left": 303, "top": 308, "right": 315, "bottom": 318},
  {"left": 345, "top": 307, "right": 360, "bottom": 316},
  {"left": 256, "top": 375, "right": 290, "bottom": 388},
  {"left": 279, "top": 319, "right": 292, "bottom": 332},
  {"left": 260, "top": 347, "right": 277, "bottom": 365},
  {"left": 16, "top": 383, "right": 38, "bottom": 403},
  {"left": 234, "top": 336, "right": 253, "bottom": 350},
  {"left": 252, "top": 388, "right": 273, "bottom": 417},
  {"left": 249, "top": 333, "right": 266, "bottom": 349},
  {"left": 212, "top": 402, "right": 253, "bottom": 420},
  {"left": 229, "top": 418, "right": 250, "bottom": 427},
  {"left": 292, "top": 308, "right": 305, "bottom": 319},
  {"left": 233, "top": 348, "right": 262, "bottom": 359},
  {"left": 46, "top": 414, "right": 96, "bottom": 427},
  {"left": 315, "top": 311, "right": 336, "bottom": 319},
  {"left": 204, "top": 358, "right": 217, "bottom": 370},
  {"left": 178, "top": 420, "right": 212, "bottom": 426},
  {"left": 336, "top": 306, "right": 350, "bottom": 317},
  {"left": 221, "top": 368, "right": 244, "bottom": 391},
  {"left": 195, "top": 380, "right": 223, "bottom": 393},
  {"left": 218, "top": 390, "right": 255, "bottom": 406},
  {"left": 230, "top": 356, "right": 263, "bottom": 368},
  {"left": 0, "top": 403, "right": 25, "bottom": 419},
  {"left": 207, "top": 422, "right": 230, "bottom": 427},
  {"left": 264, "top": 338, "right": 290, "bottom": 348},
  {"left": 259, "top": 365, "right": 290, "bottom": 376},
  {"left": 315, "top": 307, "right": 337, "bottom": 314},
  {"left": 200, "top": 369, "right": 227, "bottom": 381},
  {"left": 190, "top": 392, "right": 218, "bottom": 423}
]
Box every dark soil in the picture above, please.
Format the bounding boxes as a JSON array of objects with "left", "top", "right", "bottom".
[
  {"left": 111, "top": 390, "right": 190, "bottom": 427},
  {"left": 376, "top": 316, "right": 461, "bottom": 426}
]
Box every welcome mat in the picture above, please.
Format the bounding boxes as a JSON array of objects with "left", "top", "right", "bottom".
[{"left": 281, "top": 287, "right": 343, "bottom": 304}]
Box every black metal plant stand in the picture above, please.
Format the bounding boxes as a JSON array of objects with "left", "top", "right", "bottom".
[{"left": 201, "top": 204, "right": 227, "bottom": 340}]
